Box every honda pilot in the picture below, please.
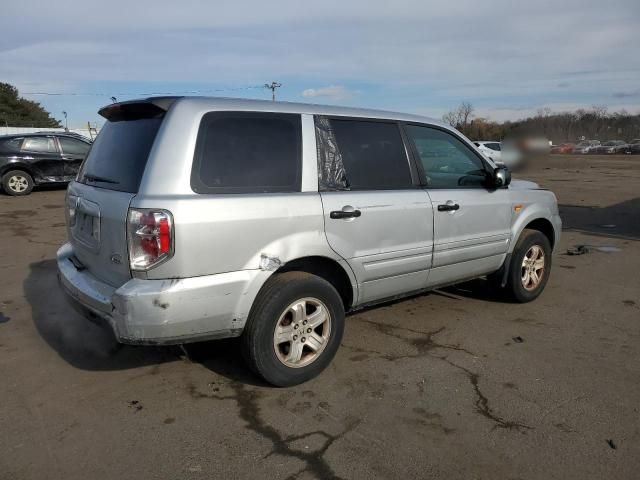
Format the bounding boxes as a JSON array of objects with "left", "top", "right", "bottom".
[{"left": 57, "top": 97, "right": 561, "bottom": 386}]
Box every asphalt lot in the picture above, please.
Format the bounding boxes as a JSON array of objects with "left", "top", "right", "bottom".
[{"left": 1, "top": 155, "right": 639, "bottom": 480}]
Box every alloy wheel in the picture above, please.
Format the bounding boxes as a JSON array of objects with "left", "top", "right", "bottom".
[
  {"left": 273, "top": 297, "right": 332, "bottom": 368},
  {"left": 521, "top": 245, "right": 545, "bottom": 291},
  {"left": 8, "top": 175, "right": 29, "bottom": 193}
]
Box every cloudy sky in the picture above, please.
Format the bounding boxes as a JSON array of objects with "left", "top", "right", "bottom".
[{"left": 2, "top": 0, "right": 639, "bottom": 127}]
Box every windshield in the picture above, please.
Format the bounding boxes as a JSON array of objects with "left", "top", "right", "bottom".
[{"left": 77, "top": 117, "right": 163, "bottom": 193}]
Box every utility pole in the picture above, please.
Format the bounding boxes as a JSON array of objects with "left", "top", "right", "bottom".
[{"left": 264, "top": 82, "right": 282, "bottom": 101}]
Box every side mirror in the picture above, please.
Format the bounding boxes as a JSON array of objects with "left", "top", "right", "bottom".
[{"left": 493, "top": 166, "right": 511, "bottom": 188}]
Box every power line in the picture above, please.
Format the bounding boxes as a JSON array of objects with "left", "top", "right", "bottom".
[{"left": 22, "top": 85, "right": 267, "bottom": 97}]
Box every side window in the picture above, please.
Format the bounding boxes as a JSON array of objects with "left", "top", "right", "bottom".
[
  {"left": 404, "top": 125, "right": 488, "bottom": 189},
  {"left": 328, "top": 119, "right": 412, "bottom": 190},
  {"left": 0, "top": 137, "right": 23, "bottom": 151},
  {"left": 59, "top": 137, "right": 91, "bottom": 156},
  {"left": 21, "top": 136, "right": 57, "bottom": 153},
  {"left": 191, "top": 112, "right": 301, "bottom": 194},
  {"left": 487, "top": 142, "right": 501, "bottom": 151}
]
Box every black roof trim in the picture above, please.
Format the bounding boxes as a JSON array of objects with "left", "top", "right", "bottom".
[{"left": 98, "top": 96, "right": 182, "bottom": 121}]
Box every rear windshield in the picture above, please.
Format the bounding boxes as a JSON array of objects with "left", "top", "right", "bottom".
[{"left": 77, "top": 117, "right": 162, "bottom": 193}]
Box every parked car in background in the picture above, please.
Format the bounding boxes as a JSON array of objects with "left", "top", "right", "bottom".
[
  {"left": 572, "top": 140, "right": 601, "bottom": 154},
  {"left": 591, "top": 140, "right": 628, "bottom": 155},
  {"left": 474, "top": 141, "right": 502, "bottom": 163},
  {"left": 0, "top": 132, "right": 92, "bottom": 196},
  {"left": 550, "top": 143, "right": 575, "bottom": 154},
  {"left": 57, "top": 96, "right": 561, "bottom": 386},
  {"left": 627, "top": 139, "right": 640, "bottom": 154}
]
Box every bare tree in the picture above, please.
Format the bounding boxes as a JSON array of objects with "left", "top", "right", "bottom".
[{"left": 442, "top": 101, "right": 475, "bottom": 133}]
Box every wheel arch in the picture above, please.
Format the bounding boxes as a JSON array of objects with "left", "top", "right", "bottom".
[
  {"left": 276, "top": 255, "right": 356, "bottom": 311},
  {"left": 1, "top": 162, "right": 35, "bottom": 178},
  {"left": 521, "top": 217, "right": 556, "bottom": 250}
]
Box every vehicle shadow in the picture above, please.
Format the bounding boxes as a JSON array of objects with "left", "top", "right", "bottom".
[
  {"left": 439, "top": 278, "right": 516, "bottom": 304},
  {"left": 559, "top": 197, "right": 640, "bottom": 240},
  {"left": 24, "top": 259, "right": 179, "bottom": 371},
  {"left": 24, "top": 258, "right": 264, "bottom": 385},
  {"left": 185, "top": 339, "right": 269, "bottom": 387}
]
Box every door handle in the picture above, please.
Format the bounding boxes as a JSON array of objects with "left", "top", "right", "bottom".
[
  {"left": 437, "top": 203, "right": 460, "bottom": 212},
  {"left": 330, "top": 209, "right": 362, "bottom": 219}
]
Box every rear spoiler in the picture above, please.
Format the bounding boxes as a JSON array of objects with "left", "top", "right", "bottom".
[{"left": 98, "top": 97, "right": 181, "bottom": 122}]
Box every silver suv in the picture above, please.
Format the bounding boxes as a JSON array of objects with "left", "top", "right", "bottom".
[{"left": 57, "top": 97, "right": 561, "bottom": 386}]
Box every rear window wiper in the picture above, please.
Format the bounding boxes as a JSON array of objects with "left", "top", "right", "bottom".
[{"left": 83, "top": 174, "right": 120, "bottom": 184}]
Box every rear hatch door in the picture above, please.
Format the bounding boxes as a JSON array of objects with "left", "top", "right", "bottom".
[{"left": 66, "top": 99, "right": 172, "bottom": 287}]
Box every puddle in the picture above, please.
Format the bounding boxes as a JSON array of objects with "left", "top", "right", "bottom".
[
  {"left": 593, "top": 246, "right": 621, "bottom": 253},
  {"left": 567, "top": 244, "right": 621, "bottom": 255}
]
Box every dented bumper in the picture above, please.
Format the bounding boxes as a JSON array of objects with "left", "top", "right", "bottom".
[{"left": 56, "top": 243, "right": 259, "bottom": 344}]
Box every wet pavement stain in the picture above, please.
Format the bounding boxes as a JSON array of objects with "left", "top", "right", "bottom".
[
  {"left": 342, "top": 316, "right": 532, "bottom": 433},
  {"left": 350, "top": 318, "right": 475, "bottom": 360},
  {"left": 439, "top": 358, "right": 533, "bottom": 433},
  {"left": 186, "top": 381, "right": 359, "bottom": 479}
]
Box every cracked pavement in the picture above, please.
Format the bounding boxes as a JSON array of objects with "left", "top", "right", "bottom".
[{"left": 1, "top": 155, "right": 639, "bottom": 479}]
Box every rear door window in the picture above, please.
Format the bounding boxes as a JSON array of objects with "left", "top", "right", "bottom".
[
  {"left": 21, "top": 136, "right": 57, "bottom": 153},
  {"left": 77, "top": 117, "right": 162, "bottom": 193},
  {"left": 327, "top": 119, "right": 413, "bottom": 190},
  {"left": 59, "top": 137, "right": 91, "bottom": 156},
  {"left": 191, "top": 112, "right": 302, "bottom": 194}
]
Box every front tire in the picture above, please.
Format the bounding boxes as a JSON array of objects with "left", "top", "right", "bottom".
[
  {"left": 242, "top": 271, "right": 345, "bottom": 387},
  {"left": 2, "top": 170, "right": 34, "bottom": 196},
  {"left": 504, "top": 229, "right": 552, "bottom": 303}
]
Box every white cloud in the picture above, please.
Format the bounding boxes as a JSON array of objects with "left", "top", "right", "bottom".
[
  {"left": 302, "top": 86, "right": 356, "bottom": 100},
  {"left": 1, "top": 0, "right": 639, "bottom": 122}
]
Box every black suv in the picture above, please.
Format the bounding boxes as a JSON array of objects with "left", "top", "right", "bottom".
[{"left": 0, "top": 132, "right": 92, "bottom": 196}]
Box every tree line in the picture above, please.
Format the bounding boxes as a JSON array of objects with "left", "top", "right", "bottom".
[
  {"left": 0, "top": 82, "right": 61, "bottom": 128},
  {"left": 443, "top": 102, "right": 640, "bottom": 144}
]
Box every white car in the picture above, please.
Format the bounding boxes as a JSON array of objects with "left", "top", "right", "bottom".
[{"left": 474, "top": 141, "right": 502, "bottom": 163}]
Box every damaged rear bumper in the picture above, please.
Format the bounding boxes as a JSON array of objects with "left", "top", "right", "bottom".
[{"left": 56, "top": 243, "right": 259, "bottom": 345}]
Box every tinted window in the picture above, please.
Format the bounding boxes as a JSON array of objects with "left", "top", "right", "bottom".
[
  {"left": 191, "top": 112, "right": 301, "bottom": 194},
  {"left": 78, "top": 117, "right": 162, "bottom": 193},
  {"left": 21, "top": 136, "right": 57, "bottom": 153},
  {"left": 405, "top": 125, "right": 488, "bottom": 189},
  {"left": 59, "top": 137, "right": 91, "bottom": 156},
  {"left": 0, "top": 137, "right": 23, "bottom": 152},
  {"left": 330, "top": 119, "right": 412, "bottom": 190},
  {"left": 486, "top": 142, "right": 501, "bottom": 151}
]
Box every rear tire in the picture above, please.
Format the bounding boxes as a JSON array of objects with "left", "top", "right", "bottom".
[
  {"left": 242, "top": 271, "right": 345, "bottom": 387},
  {"left": 2, "top": 170, "right": 34, "bottom": 196},
  {"left": 504, "top": 229, "right": 552, "bottom": 303}
]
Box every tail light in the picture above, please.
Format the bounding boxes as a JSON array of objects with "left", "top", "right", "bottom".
[
  {"left": 66, "top": 194, "right": 78, "bottom": 227},
  {"left": 127, "top": 208, "right": 174, "bottom": 270}
]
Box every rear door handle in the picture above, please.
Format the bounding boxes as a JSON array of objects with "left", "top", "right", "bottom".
[
  {"left": 437, "top": 203, "right": 460, "bottom": 212},
  {"left": 330, "top": 209, "right": 362, "bottom": 219}
]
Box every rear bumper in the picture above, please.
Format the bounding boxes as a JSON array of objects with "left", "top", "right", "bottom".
[{"left": 57, "top": 243, "right": 259, "bottom": 345}]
